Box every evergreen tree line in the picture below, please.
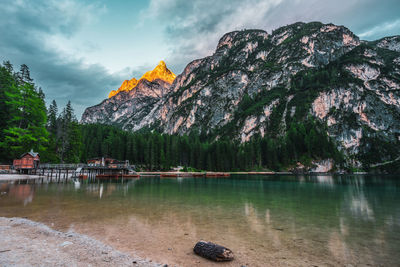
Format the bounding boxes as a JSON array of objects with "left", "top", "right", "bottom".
[
  {"left": 0, "top": 61, "right": 81, "bottom": 163},
  {"left": 44, "top": 100, "right": 82, "bottom": 163},
  {"left": 80, "top": 121, "right": 343, "bottom": 171},
  {"left": 0, "top": 61, "right": 48, "bottom": 161}
]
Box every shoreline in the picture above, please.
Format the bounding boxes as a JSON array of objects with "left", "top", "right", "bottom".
[
  {"left": 0, "top": 217, "right": 159, "bottom": 267},
  {"left": 0, "top": 171, "right": 390, "bottom": 182},
  {"left": 0, "top": 174, "right": 44, "bottom": 181}
]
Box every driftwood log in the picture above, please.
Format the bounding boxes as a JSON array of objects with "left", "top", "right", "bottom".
[{"left": 193, "top": 241, "right": 234, "bottom": 261}]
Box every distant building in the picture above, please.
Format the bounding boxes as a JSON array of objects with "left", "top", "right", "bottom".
[
  {"left": 0, "top": 165, "right": 11, "bottom": 170},
  {"left": 87, "top": 157, "right": 105, "bottom": 166},
  {"left": 87, "top": 157, "right": 128, "bottom": 168},
  {"left": 13, "top": 150, "right": 40, "bottom": 173},
  {"left": 173, "top": 166, "right": 184, "bottom": 171},
  {"left": 0, "top": 165, "right": 11, "bottom": 174},
  {"left": 109, "top": 160, "right": 129, "bottom": 169}
]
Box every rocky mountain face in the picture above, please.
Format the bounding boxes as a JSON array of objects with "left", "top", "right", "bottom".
[
  {"left": 81, "top": 61, "right": 176, "bottom": 130},
  {"left": 81, "top": 22, "right": 400, "bottom": 168}
]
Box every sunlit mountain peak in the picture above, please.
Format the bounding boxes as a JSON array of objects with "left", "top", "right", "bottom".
[{"left": 108, "top": 61, "right": 176, "bottom": 98}]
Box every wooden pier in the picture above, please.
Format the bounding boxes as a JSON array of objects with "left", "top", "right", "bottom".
[{"left": 36, "top": 163, "right": 134, "bottom": 181}]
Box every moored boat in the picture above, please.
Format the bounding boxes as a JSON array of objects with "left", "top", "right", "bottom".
[
  {"left": 160, "top": 173, "right": 181, "bottom": 177},
  {"left": 121, "top": 174, "right": 140, "bottom": 178},
  {"left": 206, "top": 172, "right": 230, "bottom": 177},
  {"left": 96, "top": 174, "right": 120, "bottom": 179},
  {"left": 192, "top": 173, "right": 205, "bottom": 177},
  {"left": 79, "top": 174, "right": 88, "bottom": 180}
]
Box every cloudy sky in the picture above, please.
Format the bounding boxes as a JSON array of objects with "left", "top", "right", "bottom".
[{"left": 0, "top": 0, "right": 399, "bottom": 117}]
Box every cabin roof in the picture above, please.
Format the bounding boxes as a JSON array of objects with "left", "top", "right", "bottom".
[{"left": 20, "top": 149, "right": 39, "bottom": 158}]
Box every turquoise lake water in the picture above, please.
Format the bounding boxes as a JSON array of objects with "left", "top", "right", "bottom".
[{"left": 0, "top": 175, "right": 399, "bottom": 266}]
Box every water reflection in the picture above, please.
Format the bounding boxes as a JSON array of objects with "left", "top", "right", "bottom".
[
  {"left": 339, "top": 217, "right": 348, "bottom": 235},
  {"left": 0, "top": 175, "right": 399, "bottom": 266},
  {"left": 1, "top": 183, "right": 34, "bottom": 206},
  {"left": 328, "top": 231, "right": 350, "bottom": 262},
  {"left": 74, "top": 179, "right": 81, "bottom": 190},
  {"left": 244, "top": 202, "right": 263, "bottom": 233},
  {"left": 341, "top": 175, "right": 375, "bottom": 221},
  {"left": 99, "top": 184, "right": 103, "bottom": 199},
  {"left": 265, "top": 209, "right": 271, "bottom": 224},
  {"left": 314, "top": 175, "right": 334, "bottom": 186},
  {"left": 349, "top": 192, "right": 374, "bottom": 220}
]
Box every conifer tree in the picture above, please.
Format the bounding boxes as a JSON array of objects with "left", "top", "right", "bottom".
[
  {"left": 57, "top": 101, "right": 82, "bottom": 163},
  {"left": 0, "top": 62, "right": 48, "bottom": 160},
  {"left": 47, "top": 100, "right": 58, "bottom": 134}
]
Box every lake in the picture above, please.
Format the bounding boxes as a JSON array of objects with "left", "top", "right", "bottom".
[{"left": 0, "top": 175, "right": 399, "bottom": 266}]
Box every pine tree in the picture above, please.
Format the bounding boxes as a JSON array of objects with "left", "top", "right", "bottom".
[
  {"left": 0, "top": 64, "right": 15, "bottom": 161},
  {"left": 47, "top": 100, "right": 58, "bottom": 135},
  {"left": 0, "top": 63, "right": 48, "bottom": 160},
  {"left": 17, "top": 64, "right": 33, "bottom": 85},
  {"left": 64, "top": 121, "right": 82, "bottom": 163},
  {"left": 3, "top": 61, "right": 13, "bottom": 73},
  {"left": 57, "top": 101, "right": 82, "bottom": 163}
]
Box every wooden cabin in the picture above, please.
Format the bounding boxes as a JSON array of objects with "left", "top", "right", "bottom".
[
  {"left": 87, "top": 157, "right": 120, "bottom": 167},
  {"left": 13, "top": 150, "right": 40, "bottom": 173}
]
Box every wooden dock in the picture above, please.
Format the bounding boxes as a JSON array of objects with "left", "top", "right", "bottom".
[{"left": 35, "top": 163, "right": 134, "bottom": 181}]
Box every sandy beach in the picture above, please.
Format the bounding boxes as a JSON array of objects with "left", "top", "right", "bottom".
[{"left": 0, "top": 217, "right": 159, "bottom": 267}]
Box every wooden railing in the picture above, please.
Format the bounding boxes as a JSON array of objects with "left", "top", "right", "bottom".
[
  {"left": 39, "top": 164, "right": 85, "bottom": 169},
  {"left": 39, "top": 163, "right": 132, "bottom": 170}
]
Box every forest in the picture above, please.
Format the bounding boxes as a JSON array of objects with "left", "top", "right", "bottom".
[
  {"left": 79, "top": 122, "right": 342, "bottom": 171},
  {"left": 0, "top": 61, "right": 343, "bottom": 171}
]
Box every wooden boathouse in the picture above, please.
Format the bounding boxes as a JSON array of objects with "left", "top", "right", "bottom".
[{"left": 13, "top": 150, "right": 40, "bottom": 174}]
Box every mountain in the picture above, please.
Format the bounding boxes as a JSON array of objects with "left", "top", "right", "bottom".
[
  {"left": 81, "top": 61, "right": 176, "bottom": 130},
  {"left": 108, "top": 61, "right": 176, "bottom": 98},
  {"left": 81, "top": 22, "right": 400, "bottom": 169}
]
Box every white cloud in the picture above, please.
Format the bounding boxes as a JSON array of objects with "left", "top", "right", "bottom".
[
  {"left": 143, "top": 0, "right": 400, "bottom": 72},
  {"left": 0, "top": 0, "right": 120, "bottom": 117},
  {"left": 359, "top": 19, "right": 400, "bottom": 39}
]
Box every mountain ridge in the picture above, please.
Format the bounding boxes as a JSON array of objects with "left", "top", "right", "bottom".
[{"left": 81, "top": 22, "right": 400, "bottom": 169}]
